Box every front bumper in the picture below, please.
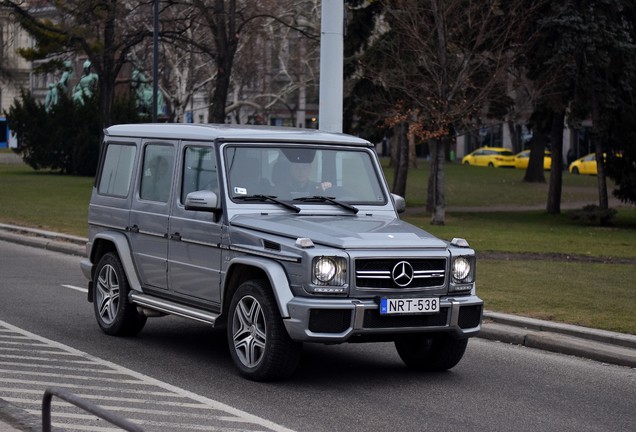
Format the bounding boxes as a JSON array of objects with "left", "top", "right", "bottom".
[{"left": 283, "top": 295, "right": 483, "bottom": 343}]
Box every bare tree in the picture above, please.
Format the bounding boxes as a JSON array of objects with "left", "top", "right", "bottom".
[
  {"left": 358, "top": 0, "right": 540, "bottom": 224},
  {"left": 228, "top": 0, "right": 320, "bottom": 125}
]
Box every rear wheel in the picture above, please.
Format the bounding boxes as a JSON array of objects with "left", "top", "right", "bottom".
[
  {"left": 227, "top": 280, "right": 301, "bottom": 381},
  {"left": 395, "top": 334, "right": 468, "bottom": 371},
  {"left": 93, "top": 252, "right": 147, "bottom": 336},
  {"left": 488, "top": 162, "right": 495, "bottom": 168}
]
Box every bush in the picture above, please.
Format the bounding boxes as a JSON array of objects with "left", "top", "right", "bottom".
[
  {"left": 570, "top": 204, "right": 617, "bottom": 226},
  {"left": 5, "top": 90, "right": 141, "bottom": 176}
]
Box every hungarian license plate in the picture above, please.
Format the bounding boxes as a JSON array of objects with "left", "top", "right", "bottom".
[{"left": 380, "top": 297, "right": 439, "bottom": 315}]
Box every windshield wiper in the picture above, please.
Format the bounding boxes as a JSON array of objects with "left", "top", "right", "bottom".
[
  {"left": 235, "top": 195, "right": 300, "bottom": 213},
  {"left": 293, "top": 196, "right": 359, "bottom": 214}
]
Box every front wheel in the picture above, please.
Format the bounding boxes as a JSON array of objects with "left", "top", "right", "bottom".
[
  {"left": 227, "top": 280, "right": 301, "bottom": 381},
  {"left": 93, "top": 252, "right": 146, "bottom": 336},
  {"left": 571, "top": 167, "right": 579, "bottom": 174},
  {"left": 395, "top": 334, "right": 468, "bottom": 371}
]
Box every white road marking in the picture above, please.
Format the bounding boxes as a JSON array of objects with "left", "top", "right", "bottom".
[
  {"left": 0, "top": 319, "right": 296, "bottom": 432},
  {"left": 62, "top": 284, "right": 88, "bottom": 293}
]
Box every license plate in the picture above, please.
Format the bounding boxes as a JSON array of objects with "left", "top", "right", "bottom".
[{"left": 380, "top": 297, "right": 439, "bottom": 315}]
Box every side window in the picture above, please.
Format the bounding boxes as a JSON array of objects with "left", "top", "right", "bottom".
[
  {"left": 181, "top": 146, "right": 217, "bottom": 203},
  {"left": 97, "top": 143, "right": 136, "bottom": 197},
  {"left": 140, "top": 144, "right": 175, "bottom": 203}
]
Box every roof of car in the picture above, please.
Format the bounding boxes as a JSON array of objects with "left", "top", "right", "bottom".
[{"left": 105, "top": 123, "right": 372, "bottom": 146}]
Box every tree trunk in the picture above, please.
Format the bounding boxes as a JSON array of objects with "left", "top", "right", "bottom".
[
  {"left": 594, "top": 140, "right": 609, "bottom": 210},
  {"left": 206, "top": 0, "right": 239, "bottom": 124},
  {"left": 409, "top": 132, "right": 418, "bottom": 168},
  {"left": 590, "top": 97, "right": 609, "bottom": 210},
  {"left": 546, "top": 109, "right": 565, "bottom": 214},
  {"left": 523, "top": 133, "right": 546, "bottom": 183},
  {"left": 392, "top": 122, "right": 409, "bottom": 197},
  {"left": 428, "top": 137, "right": 446, "bottom": 225}
]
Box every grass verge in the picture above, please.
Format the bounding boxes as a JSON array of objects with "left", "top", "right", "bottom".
[{"left": 478, "top": 260, "right": 636, "bottom": 334}]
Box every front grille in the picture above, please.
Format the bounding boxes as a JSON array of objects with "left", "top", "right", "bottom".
[
  {"left": 308, "top": 309, "right": 352, "bottom": 333},
  {"left": 355, "top": 258, "right": 446, "bottom": 289},
  {"left": 363, "top": 308, "right": 449, "bottom": 329}
]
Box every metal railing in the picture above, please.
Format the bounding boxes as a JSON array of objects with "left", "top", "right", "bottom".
[{"left": 42, "top": 387, "right": 144, "bottom": 432}]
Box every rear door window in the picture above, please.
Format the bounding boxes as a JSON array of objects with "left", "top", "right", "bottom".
[
  {"left": 97, "top": 143, "right": 137, "bottom": 197},
  {"left": 140, "top": 144, "right": 176, "bottom": 203}
]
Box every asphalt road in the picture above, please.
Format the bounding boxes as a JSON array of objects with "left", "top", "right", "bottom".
[{"left": 0, "top": 240, "right": 634, "bottom": 432}]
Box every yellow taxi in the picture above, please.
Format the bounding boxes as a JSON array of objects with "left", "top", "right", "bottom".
[
  {"left": 461, "top": 147, "right": 516, "bottom": 168},
  {"left": 569, "top": 153, "right": 598, "bottom": 175},
  {"left": 514, "top": 149, "right": 552, "bottom": 170}
]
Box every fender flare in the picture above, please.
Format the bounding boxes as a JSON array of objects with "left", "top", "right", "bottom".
[
  {"left": 226, "top": 256, "right": 294, "bottom": 318},
  {"left": 91, "top": 231, "right": 142, "bottom": 292}
]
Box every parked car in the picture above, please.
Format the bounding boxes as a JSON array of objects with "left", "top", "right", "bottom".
[
  {"left": 569, "top": 153, "right": 598, "bottom": 175},
  {"left": 81, "top": 124, "right": 483, "bottom": 381},
  {"left": 461, "top": 146, "right": 516, "bottom": 167},
  {"left": 514, "top": 149, "right": 552, "bottom": 170}
]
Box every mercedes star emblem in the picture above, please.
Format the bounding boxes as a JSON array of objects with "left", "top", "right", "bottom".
[{"left": 392, "top": 261, "right": 414, "bottom": 287}]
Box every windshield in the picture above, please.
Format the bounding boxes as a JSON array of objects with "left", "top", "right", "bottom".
[{"left": 225, "top": 145, "right": 387, "bottom": 205}]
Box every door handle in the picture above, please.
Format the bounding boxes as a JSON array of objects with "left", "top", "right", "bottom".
[{"left": 170, "top": 232, "right": 182, "bottom": 241}]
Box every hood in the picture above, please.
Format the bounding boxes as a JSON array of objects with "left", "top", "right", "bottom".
[{"left": 230, "top": 214, "right": 448, "bottom": 249}]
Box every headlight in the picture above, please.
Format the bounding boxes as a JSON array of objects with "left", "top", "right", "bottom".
[
  {"left": 314, "top": 257, "right": 336, "bottom": 283},
  {"left": 311, "top": 256, "right": 347, "bottom": 288},
  {"left": 452, "top": 256, "right": 473, "bottom": 283}
]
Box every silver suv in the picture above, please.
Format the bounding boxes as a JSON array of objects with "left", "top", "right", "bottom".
[{"left": 81, "top": 124, "right": 483, "bottom": 381}]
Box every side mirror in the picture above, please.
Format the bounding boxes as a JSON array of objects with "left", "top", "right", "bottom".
[
  {"left": 185, "top": 190, "right": 220, "bottom": 212},
  {"left": 391, "top": 193, "right": 406, "bottom": 214}
]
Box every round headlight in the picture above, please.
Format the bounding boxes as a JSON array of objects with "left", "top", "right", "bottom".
[
  {"left": 452, "top": 257, "right": 471, "bottom": 282},
  {"left": 314, "top": 257, "right": 336, "bottom": 283}
]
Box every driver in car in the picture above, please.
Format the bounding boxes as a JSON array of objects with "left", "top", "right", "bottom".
[{"left": 287, "top": 161, "right": 332, "bottom": 193}]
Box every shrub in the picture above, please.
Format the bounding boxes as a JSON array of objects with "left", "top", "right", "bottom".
[
  {"left": 5, "top": 90, "right": 141, "bottom": 176},
  {"left": 570, "top": 204, "right": 617, "bottom": 226}
]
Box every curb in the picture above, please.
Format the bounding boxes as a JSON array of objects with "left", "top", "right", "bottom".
[
  {"left": 1, "top": 223, "right": 635, "bottom": 369},
  {"left": 0, "top": 223, "right": 85, "bottom": 256},
  {"left": 480, "top": 319, "right": 636, "bottom": 368},
  {"left": 483, "top": 310, "right": 636, "bottom": 350}
]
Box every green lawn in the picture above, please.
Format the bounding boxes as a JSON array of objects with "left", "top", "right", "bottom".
[
  {"left": 1, "top": 158, "right": 635, "bottom": 334},
  {"left": 0, "top": 163, "right": 93, "bottom": 236}
]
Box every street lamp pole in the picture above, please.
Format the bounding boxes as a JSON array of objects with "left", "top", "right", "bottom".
[{"left": 319, "top": 0, "right": 344, "bottom": 133}]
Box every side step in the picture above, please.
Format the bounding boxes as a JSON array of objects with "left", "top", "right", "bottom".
[{"left": 130, "top": 292, "right": 220, "bottom": 326}]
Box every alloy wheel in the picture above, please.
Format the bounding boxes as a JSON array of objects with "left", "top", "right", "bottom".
[
  {"left": 96, "top": 264, "right": 120, "bottom": 325},
  {"left": 231, "top": 295, "right": 267, "bottom": 368}
]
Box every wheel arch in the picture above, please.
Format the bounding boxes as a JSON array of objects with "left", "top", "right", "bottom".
[
  {"left": 223, "top": 257, "right": 294, "bottom": 319},
  {"left": 90, "top": 232, "right": 142, "bottom": 292}
]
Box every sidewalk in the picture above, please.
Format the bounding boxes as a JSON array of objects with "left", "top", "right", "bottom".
[{"left": 0, "top": 224, "right": 635, "bottom": 431}]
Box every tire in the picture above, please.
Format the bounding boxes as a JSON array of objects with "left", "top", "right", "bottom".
[
  {"left": 227, "top": 280, "right": 301, "bottom": 381},
  {"left": 463, "top": 161, "right": 470, "bottom": 165},
  {"left": 93, "top": 252, "right": 147, "bottom": 336},
  {"left": 394, "top": 334, "right": 468, "bottom": 371},
  {"left": 488, "top": 162, "right": 495, "bottom": 168},
  {"left": 571, "top": 167, "right": 579, "bottom": 174}
]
